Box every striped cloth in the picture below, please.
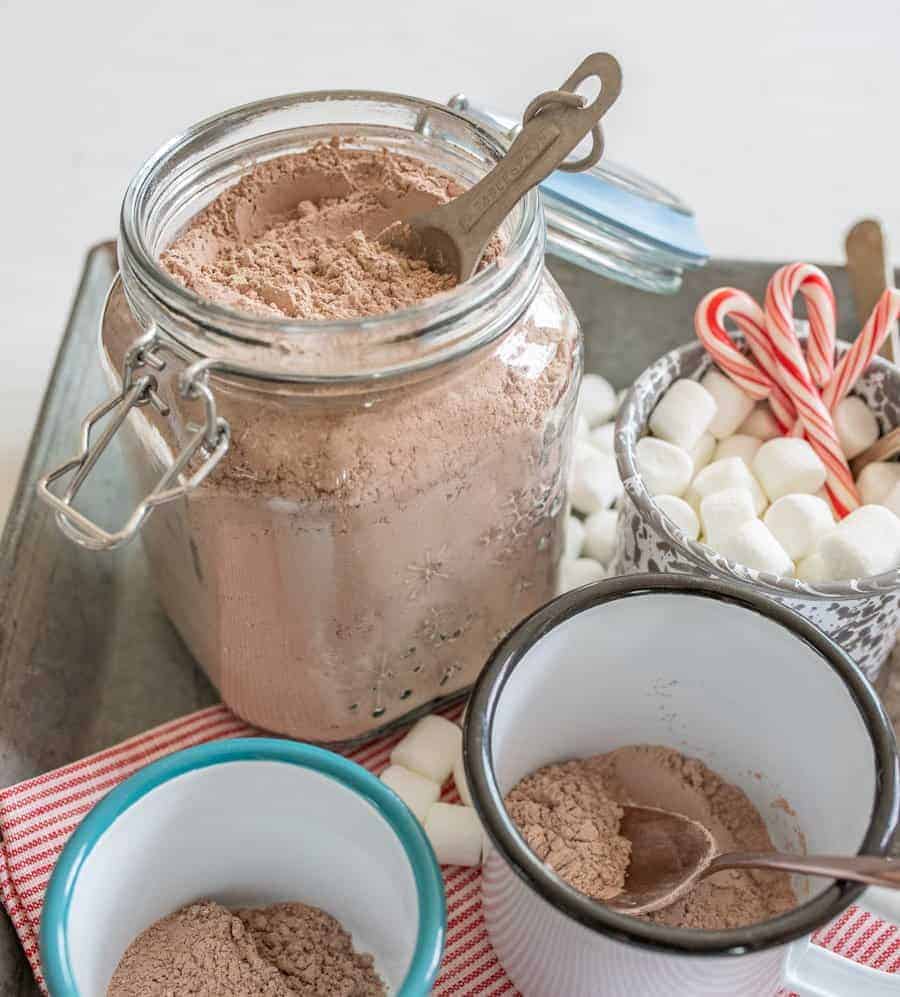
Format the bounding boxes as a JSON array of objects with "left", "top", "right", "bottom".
[{"left": 0, "top": 704, "right": 896, "bottom": 995}]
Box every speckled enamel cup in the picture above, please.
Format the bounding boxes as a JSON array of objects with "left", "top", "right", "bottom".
[
  {"left": 463, "top": 575, "right": 899, "bottom": 997},
  {"left": 40, "top": 739, "right": 445, "bottom": 996},
  {"left": 613, "top": 340, "right": 900, "bottom": 683}
]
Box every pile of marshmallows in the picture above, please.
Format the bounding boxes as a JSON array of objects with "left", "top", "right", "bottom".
[
  {"left": 560, "top": 374, "right": 626, "bottom": 591},
  {"left": 637, "top": 368, "right": 900, "bottom": 581},
  {"left": 380, "top": 714, "right": 483, "bottom": 867}
]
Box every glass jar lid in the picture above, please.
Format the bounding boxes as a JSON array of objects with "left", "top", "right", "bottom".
[{"left": 447, "top": 95, "right": 708, "bottom": 294}]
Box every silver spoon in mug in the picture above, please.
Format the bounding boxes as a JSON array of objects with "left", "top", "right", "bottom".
[
  {"left": 606, "top": 805, "right": 900, "bottom": 916},
  {"left": 379, "top": 52, "right": 622, "bottom": 281}
]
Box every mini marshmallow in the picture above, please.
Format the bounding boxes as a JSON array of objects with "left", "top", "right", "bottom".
[
  {"left": 580, "top": 374, "right": 618, "bottom": 428},
  {"left": 701, "top": 369, "right": 756, "bottom": 439},
  {"left": 589, "top": 421, "right": 616, "bottom": 454},
  {"left": 739, "top": 405, "right": 780, "bottom": 441},
  {"left": 752, "top": 438, "right": 826, "bottom": 502},
  {"left": 714, "top": 434, "right": 761, "bottom": 468},
  {"left": 763, "top": 493, "right": 834, "bottom": 560},
  {"left": 834, "top": 396, "right": 879, "bottom": 460},
  {"left": 635, "top": 437, "right": 693, "bottom": 497},
  {"left": 818, "top": 505, "right": 900, "bottom": 580},
  {"left": 796, "top": 551, "right": 830, "bottom": 584},
  {"left": 654, "top": 494, "right": 700, "bottom": 540},
  {"left": 575, "top": 412, "right": 590, "bottom": 439},
  {"left": 582, "top": 508, "right": 618, "bottom": 563},
  {"left": 391, "top": 715, "right": 462, "bottom": 784},
  {"left": 564, "top": 515, "right": 585, "bottom": 559},
  {"left": 689, "top": 432, "right": 716, "bottom": 474},
  {"left": 557, "top": 557, "right": 606, "bottom": 594},
  {"left": 380, "top": 765, "right": 441, "bottom": 822},
  {"left": 688, "top": 457, "right": 767, "bottom": 515},
  {"left": 883, "top": 481, "right": 900, "bottom": 520},
  {"left": 700, "top": 487, "right": 757, "bottom": 547},
  {"left": 569, "top": 442, "right": 623, "bottom": 514},
  {"left": 857, "top": 461, "right": 900, "bottom": 506},
  {"left": 715, "top": 519, "right": 794, "bottom": 577},
  {"left": 424, "top": 803, "right": 483, "bottom": 867},
  {"left": 452, "top": 752, "right": 473, "bottom": 807},
  {"left": 648, "top": 379, "right": 717, "bottom": 451}
]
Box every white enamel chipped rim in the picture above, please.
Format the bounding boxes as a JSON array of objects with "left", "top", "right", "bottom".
[{"left": 462, "top": 573, "right": 899, "bottom": 958}]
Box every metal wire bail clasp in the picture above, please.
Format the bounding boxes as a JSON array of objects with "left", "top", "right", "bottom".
[{"left": 36, "top": 329, "right": 231, "bottom": 551}]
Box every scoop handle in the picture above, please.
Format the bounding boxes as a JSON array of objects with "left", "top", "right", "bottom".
[
  {"left": 445, "top": 53, "right": 622, "bottom": 277},
  {"left": 708, "top": 851, "right": 900, "bottom": 889}
]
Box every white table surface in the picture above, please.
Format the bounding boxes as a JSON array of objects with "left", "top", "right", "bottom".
[{"left": 2, "top": 0, "right": 899, "bottom": 525}]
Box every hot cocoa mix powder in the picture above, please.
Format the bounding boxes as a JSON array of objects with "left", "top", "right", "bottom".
[
  {"left": 107, "top": 900, "right": 385, "bottom": 997},
  {"left": 161, "top": 140, "right": 470, "bottom": 320},
  {"left": 506, "top": 745, "right": 797, "bottom": 930}
]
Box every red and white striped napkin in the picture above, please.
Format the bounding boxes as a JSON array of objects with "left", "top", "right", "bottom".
[{"left": 0, "top": 704, "right": 896, "bottom": 995}]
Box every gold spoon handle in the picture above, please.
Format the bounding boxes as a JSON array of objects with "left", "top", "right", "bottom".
[
  {"left": 441, "top": 53, "right": 622, "bottom": 278},
  {"left": 707, "top": 851, "right": 900, "bottom": 889}
]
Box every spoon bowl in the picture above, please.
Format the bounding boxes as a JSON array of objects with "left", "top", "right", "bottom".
[{"left": 608, "top": 804, "right": 900, "bottom": 916}]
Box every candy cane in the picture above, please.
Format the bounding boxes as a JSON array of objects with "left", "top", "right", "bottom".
[
  {"left": 766, "top": 262, "right": 837, "bottom": 389},
  {"left": 764, "top": 273, "right": 860, "bottom": 517},
  {"left": 823, "top": 288, "right": 900, "bottom": 410},
  {"left": 695, "top": 288, "right": 796, "bottom": 432}
]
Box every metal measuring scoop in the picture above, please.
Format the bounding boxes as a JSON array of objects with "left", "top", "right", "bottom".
[
  {"left": 380, "top": 52, "right": 622, "bottom": 281},
  {"left": 605, "top": 805, "right": 900, "bottom": 916}
]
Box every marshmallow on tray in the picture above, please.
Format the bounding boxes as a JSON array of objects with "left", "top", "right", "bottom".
[
  {"left": 453, "top": 752, "right": 473, "bottom": 807},
  {"left": 648, "top": 378, "right": 717, "bottom": 451},
  {"left": 580, "top": 374, "right": 618, "bottom": 428},
  {"left": 583, "top": 509, "right": 618, "bottom": 563},
  {"left": 818, "top": 505, "right": 900, "bottom": 580},
  {"left": 635, "top": 437, "right": 693, "bottom": 497},
  {"left": 857, "top": 461, "right": 900, "bottom": 506},
  {"left": 424, "top": 803, "right": 483, "bottom": 867},
  {"left": 700, "top": 487, "right": 757, "bottom": 547},
  {"left": 689, "top": 432, "right": 716, "bottom": 474},
  {"left": 558, "top": 557, "right": 606, "bottom": 594},
  {"left": 714, "top": 434, "right": 761, "bottom": 468},
  {"left": 834, "top": 396, "right": 879, "bottom": 460},
  {"left": 714, "top": 519, "right": 794, "bottom": 577},
  {"left": 701, "top": 369, "right": 756, "bottom": 439},
  {"left": 752, "top": 438, "right": 826, "bottom": 502},
  {"left": 380, "top": 765, "right": 441, "bottom": 822},
  {"left": 763, "top": 493, "right": 834, "bottom": 560},
  {"left": 884, "top": 481, "right": 900, "bottom": 520},
  {"left": 688, "top": 457, "right": 767, "bottom": 515},
  {"left": 391, "top": 715, "right": 462, "bottom": 784},
  {"left": 569, "top": 442, "right": 623, "bottom": 514},
  {"left": 739, "top": 405, "right": 780, "bottom": 441},
  {"left": 654, "top": 494, "right": 700, "bottom": 540},
  {"left": 589, "top": 422, "right": 616, "bottom": 455},
  {"left": 564, "top": 515, "right": 585, "bottom": 559}
]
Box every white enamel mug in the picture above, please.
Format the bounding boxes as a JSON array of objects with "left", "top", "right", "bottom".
[
  {"left": 40, "top": 739, "right": 445, "bottom": 996},
  {"left": 464, "top": 574, "right": 899, "bottom": 997}
]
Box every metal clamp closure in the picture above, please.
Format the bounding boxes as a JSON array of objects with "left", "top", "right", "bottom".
[{"left": 37, "top": 329, "right": 231, "bottom": 551}]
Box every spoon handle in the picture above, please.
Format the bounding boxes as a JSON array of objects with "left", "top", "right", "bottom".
[
  {"left": 708, "top": 852, "right": 900, "bottom": 889},
  {"left": 444, "top": 53, "right": 622, "bottom": 278}
]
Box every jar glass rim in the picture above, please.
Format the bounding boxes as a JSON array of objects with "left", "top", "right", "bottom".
[{"left": 118, "top": 90, "right": 546, "bottom": 383}]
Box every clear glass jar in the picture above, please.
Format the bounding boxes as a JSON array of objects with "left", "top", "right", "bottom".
[{"left": 61, "top": 92, "right": 581, "bottom": 742}]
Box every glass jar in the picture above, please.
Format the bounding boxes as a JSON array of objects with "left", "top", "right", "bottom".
[{"left": 45, "top": 92, "right": 582, "bottom": 742}]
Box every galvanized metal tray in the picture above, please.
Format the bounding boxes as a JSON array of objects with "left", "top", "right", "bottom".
[{"left": 0, "top": 243, "right": 897, "bottom": 993}]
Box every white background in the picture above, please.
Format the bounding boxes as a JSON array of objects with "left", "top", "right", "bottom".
[{"left": 1, "top": 0, "right": 898, "bottom": 521}]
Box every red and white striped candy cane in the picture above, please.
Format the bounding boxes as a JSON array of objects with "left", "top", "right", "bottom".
[
  {"left": 823, "top": 288, "right": 900, "bottom": 410},
  {"left": 764, "top": 274, "right": 860, "bottom": 518},
  {"left": 766, "top": 262, "right": 837, "bottom": 389},
  {"left": 694, "top": 288, "right": 796, "bottom": 432}
]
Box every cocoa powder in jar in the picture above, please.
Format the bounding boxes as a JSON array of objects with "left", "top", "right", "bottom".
[{"left": 103, "top": 144, "right": 579, "bottom": 740}]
